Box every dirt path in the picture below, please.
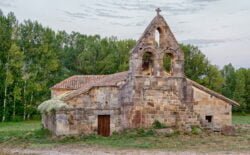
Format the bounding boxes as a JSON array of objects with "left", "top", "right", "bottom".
[{"left": 1, "top": 145, "right": 250, "bottom": 155}]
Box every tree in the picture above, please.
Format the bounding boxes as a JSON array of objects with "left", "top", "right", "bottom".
[
  {"left": 244, "top": 69, "right": 250, "bottom": 112},
  {"left": 180, "top": 44, "right": 224, "bottom": 92},
  {"left": 0, "top": 12, "right": 19, "bottom": 122},
  {"left": 233, "top": 69, "right": 247, "bottom": 112},
  {"left": 221, "top": 63, "right": 236, "bottom": 98},
  {"left": 0, "top": 10, "right": 249, "bottom": 121},
  {"left": 17, "top": 20, "right": 60, "bottom": 120},
  {"left": 202, "top": 64, "right": 224, "bottom": 93}
]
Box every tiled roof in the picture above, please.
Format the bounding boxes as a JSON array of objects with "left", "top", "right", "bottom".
[
  {"left": 51, "top": 75, "right": 107, "bottom": 90},
  {"left": 60, "top": 71, "right": 129, "bottom": 101}
]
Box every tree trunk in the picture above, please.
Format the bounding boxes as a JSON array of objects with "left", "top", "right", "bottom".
[
  {"left": 23, "top": 80, "right": 27, "bottom": 121},
  {"left": 13, "top": 96, "right": 16, "bottom": 120},
  {"left": 2, "top": 57, "right": 9, "bottom": 122},
  {"left": 27, "top": 92, "right": 33, "bottom": 120},
  {"left": 2, "top": 81, "right": 8, "bottom": 122}
]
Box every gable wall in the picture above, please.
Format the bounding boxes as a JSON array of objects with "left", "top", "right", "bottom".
[{"left": 193, "top": 87, "right": 232, "bottom": 128}]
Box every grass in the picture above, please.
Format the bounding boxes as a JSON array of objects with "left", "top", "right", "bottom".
[
  {"left": 232, "top": 114, "right": 250, "bottom": 125},
  {"left": 0, "top": 114, "right": 249, "bottom": 152}
]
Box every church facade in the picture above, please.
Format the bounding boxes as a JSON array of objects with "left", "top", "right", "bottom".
[{"left": 39, "top": 10, "right": 238, "bottom": 136}]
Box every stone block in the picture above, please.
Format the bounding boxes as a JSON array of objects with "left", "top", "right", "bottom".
[{"left": 221, "top": 125, "right": 236, "bottom": 136}]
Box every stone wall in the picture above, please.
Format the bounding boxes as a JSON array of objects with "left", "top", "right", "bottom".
[
  {"left": 121, "top": 76, "right": 200, "bottom": 130},
  {"left": 41, "top": 112, "right": 56, "bottom": 132},
  {"left": 52, "top": 87, "right": 122, "bottom": 135},
  {"left": 53, "top": 108, "right": 121, "bottom": 136},
  {"left": 193, "top": 87, "right": 232, "bottom": 129},
  {"left": 121, "top": 14, "right": 201, "bottom": 130}
]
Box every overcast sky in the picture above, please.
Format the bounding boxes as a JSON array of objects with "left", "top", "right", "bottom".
[{"left": 1, "top": 0, "right": 250, "bottom": 68}]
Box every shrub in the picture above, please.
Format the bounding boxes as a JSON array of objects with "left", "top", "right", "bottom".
[
  {"left": 145, "top": 129, "right": 155, "bottom": 136},
  {"left": 135, "top": 128, "right": 155, "bottom": 137},
  {"left": 136, "top": 128, "right": 145, "bottom": 136},
  {"left": 191, "top": 126, "right": 202, "bottom": 135},
  {"left": 152, "top": 120, "right": 167, "bottom": 129},
  {"left": 112, "top": 131, "right": 119, "bottom": 136},
  {"left": 33, "top": 127, "right": 52, "bottom": 138}
]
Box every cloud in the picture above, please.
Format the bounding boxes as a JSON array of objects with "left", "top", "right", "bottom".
[
  {"left": 96, "top": 11, "right": 132, "bottom": 19},
  {"left": 63, "top": 10, "right": 89, "bottom": 19},
  {"left": 191, "top": 0, "right": 220, "bottom": 2},
  {"left": 109, "top": 22, "right": 133, "bottom": 27},
  {"left": 181, "top": 39, "right": 226, "bottom": 47},
  {"left": 0, "top": 0, "right": 15, "bottom": 8},
  {"left": 135, "top": 20, "right": 147, "bottom": 26},
  {"left": 104, "top": 0, "right": 221, "bottom": 15}
]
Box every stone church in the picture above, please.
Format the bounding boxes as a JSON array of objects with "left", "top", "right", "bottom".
[{"left": 39, "top": 9, "right": 239, "bottom": 136}]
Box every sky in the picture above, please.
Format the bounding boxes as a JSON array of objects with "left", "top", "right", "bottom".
[{"left": 1, "top": 0, "right": 250, "bottom": 68}]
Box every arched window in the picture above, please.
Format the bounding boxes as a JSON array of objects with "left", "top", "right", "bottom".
[
  {"left": 155, "top": 27, "right": 162, "bottom": 47},
  {"left": 163, "top": 54, "right": 172, "bottom": 73},
  {"left": 155, "top": 29, "right": 160, "bottom": 47},
  {"left": 142, "top": 52, "right": 154, "bottom": 75}
]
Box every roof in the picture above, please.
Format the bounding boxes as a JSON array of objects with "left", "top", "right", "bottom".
[
  {"left": 51, "top": 75, "right": 106, "bottom": 90},
  {"left": 59, "top": 71, "right": 129, "bottom": 101},
  {"left": 53, "top": 71, "right": 239, "bottom": 106}
]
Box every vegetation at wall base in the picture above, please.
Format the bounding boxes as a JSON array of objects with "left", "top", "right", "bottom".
[{"left": 0, "top": 115, "right": 250, "bottom": 151}]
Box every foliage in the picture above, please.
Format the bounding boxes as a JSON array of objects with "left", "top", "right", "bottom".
[
  {"left": 152, "top": 120, "right": 167, "bottom": 129},
  {"left": 191, "top": 126, "right": 202, "bottom": 135},
  {"left": 221, "top": 65, "right": 250, "bottom": 112},
  {"left": 180, "top": 44, "right": 224, "bottom": 93},
  {"left": 136, "top": 128, "right": 155, "bottom": 137},
  {"left": 0, "top": 11, "right": 135, "bottom": 121}
]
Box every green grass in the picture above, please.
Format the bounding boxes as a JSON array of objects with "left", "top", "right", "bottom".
[
  {"left": 0, "top": 115, "right": 250, "bottom": 152},
  {"left": 232, "top": 114, "right": 250, "bottom": 125},
  {"left": 0, "top": 121, "right": 41, "bottom": 142}
]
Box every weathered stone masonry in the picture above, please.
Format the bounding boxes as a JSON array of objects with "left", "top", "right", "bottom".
[{"left": 39, "top": 9, "right": 239, "bottom": 136}]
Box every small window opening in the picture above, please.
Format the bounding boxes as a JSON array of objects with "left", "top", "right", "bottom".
[
  {"left": 155, "top": 29, "right": 160, "bottom": 47},
  {"left": 142, "top": 52, "right": 153, "bottom": 75},
  {"left": 205, "top": 115, "right": 213, "bottom": 123},
  {"left": 163, "top": 54, "right": 172, "bottom": 73}
]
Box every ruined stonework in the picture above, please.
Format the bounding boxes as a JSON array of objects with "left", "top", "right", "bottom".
[{"left": 39, "top": 9, "right": 239, "bottom": 136}]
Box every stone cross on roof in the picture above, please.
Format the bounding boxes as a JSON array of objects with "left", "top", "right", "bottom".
[{"left": 156, "top": 8, "right": 161, "bottom": 16}]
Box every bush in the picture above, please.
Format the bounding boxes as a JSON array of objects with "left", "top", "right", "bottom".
[
  {"left": 136, "top": 128, "right": 155, "bottom": 137},
  {"left": 136, "top": 128, "right": 145, "bottom": 136},
  {"left": 33, "top": 127, "right": 52, "bottom": 138},
  {"left": 152, "top": 120, "right": 167, "bottom": 129},
  {"left": 191, "top": 126, "right": 202, "bottom": 135},
  {"left": 11, "top": 116, "right": 23, "bottom": 122}
]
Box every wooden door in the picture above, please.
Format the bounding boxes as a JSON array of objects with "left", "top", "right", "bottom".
[{"left": 98, "top": 115, "right": 110, "bottom": 136}]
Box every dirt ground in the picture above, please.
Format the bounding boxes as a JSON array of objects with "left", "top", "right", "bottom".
[{"left": 1, "top": 145, "right": 250, "bottom": 155}]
